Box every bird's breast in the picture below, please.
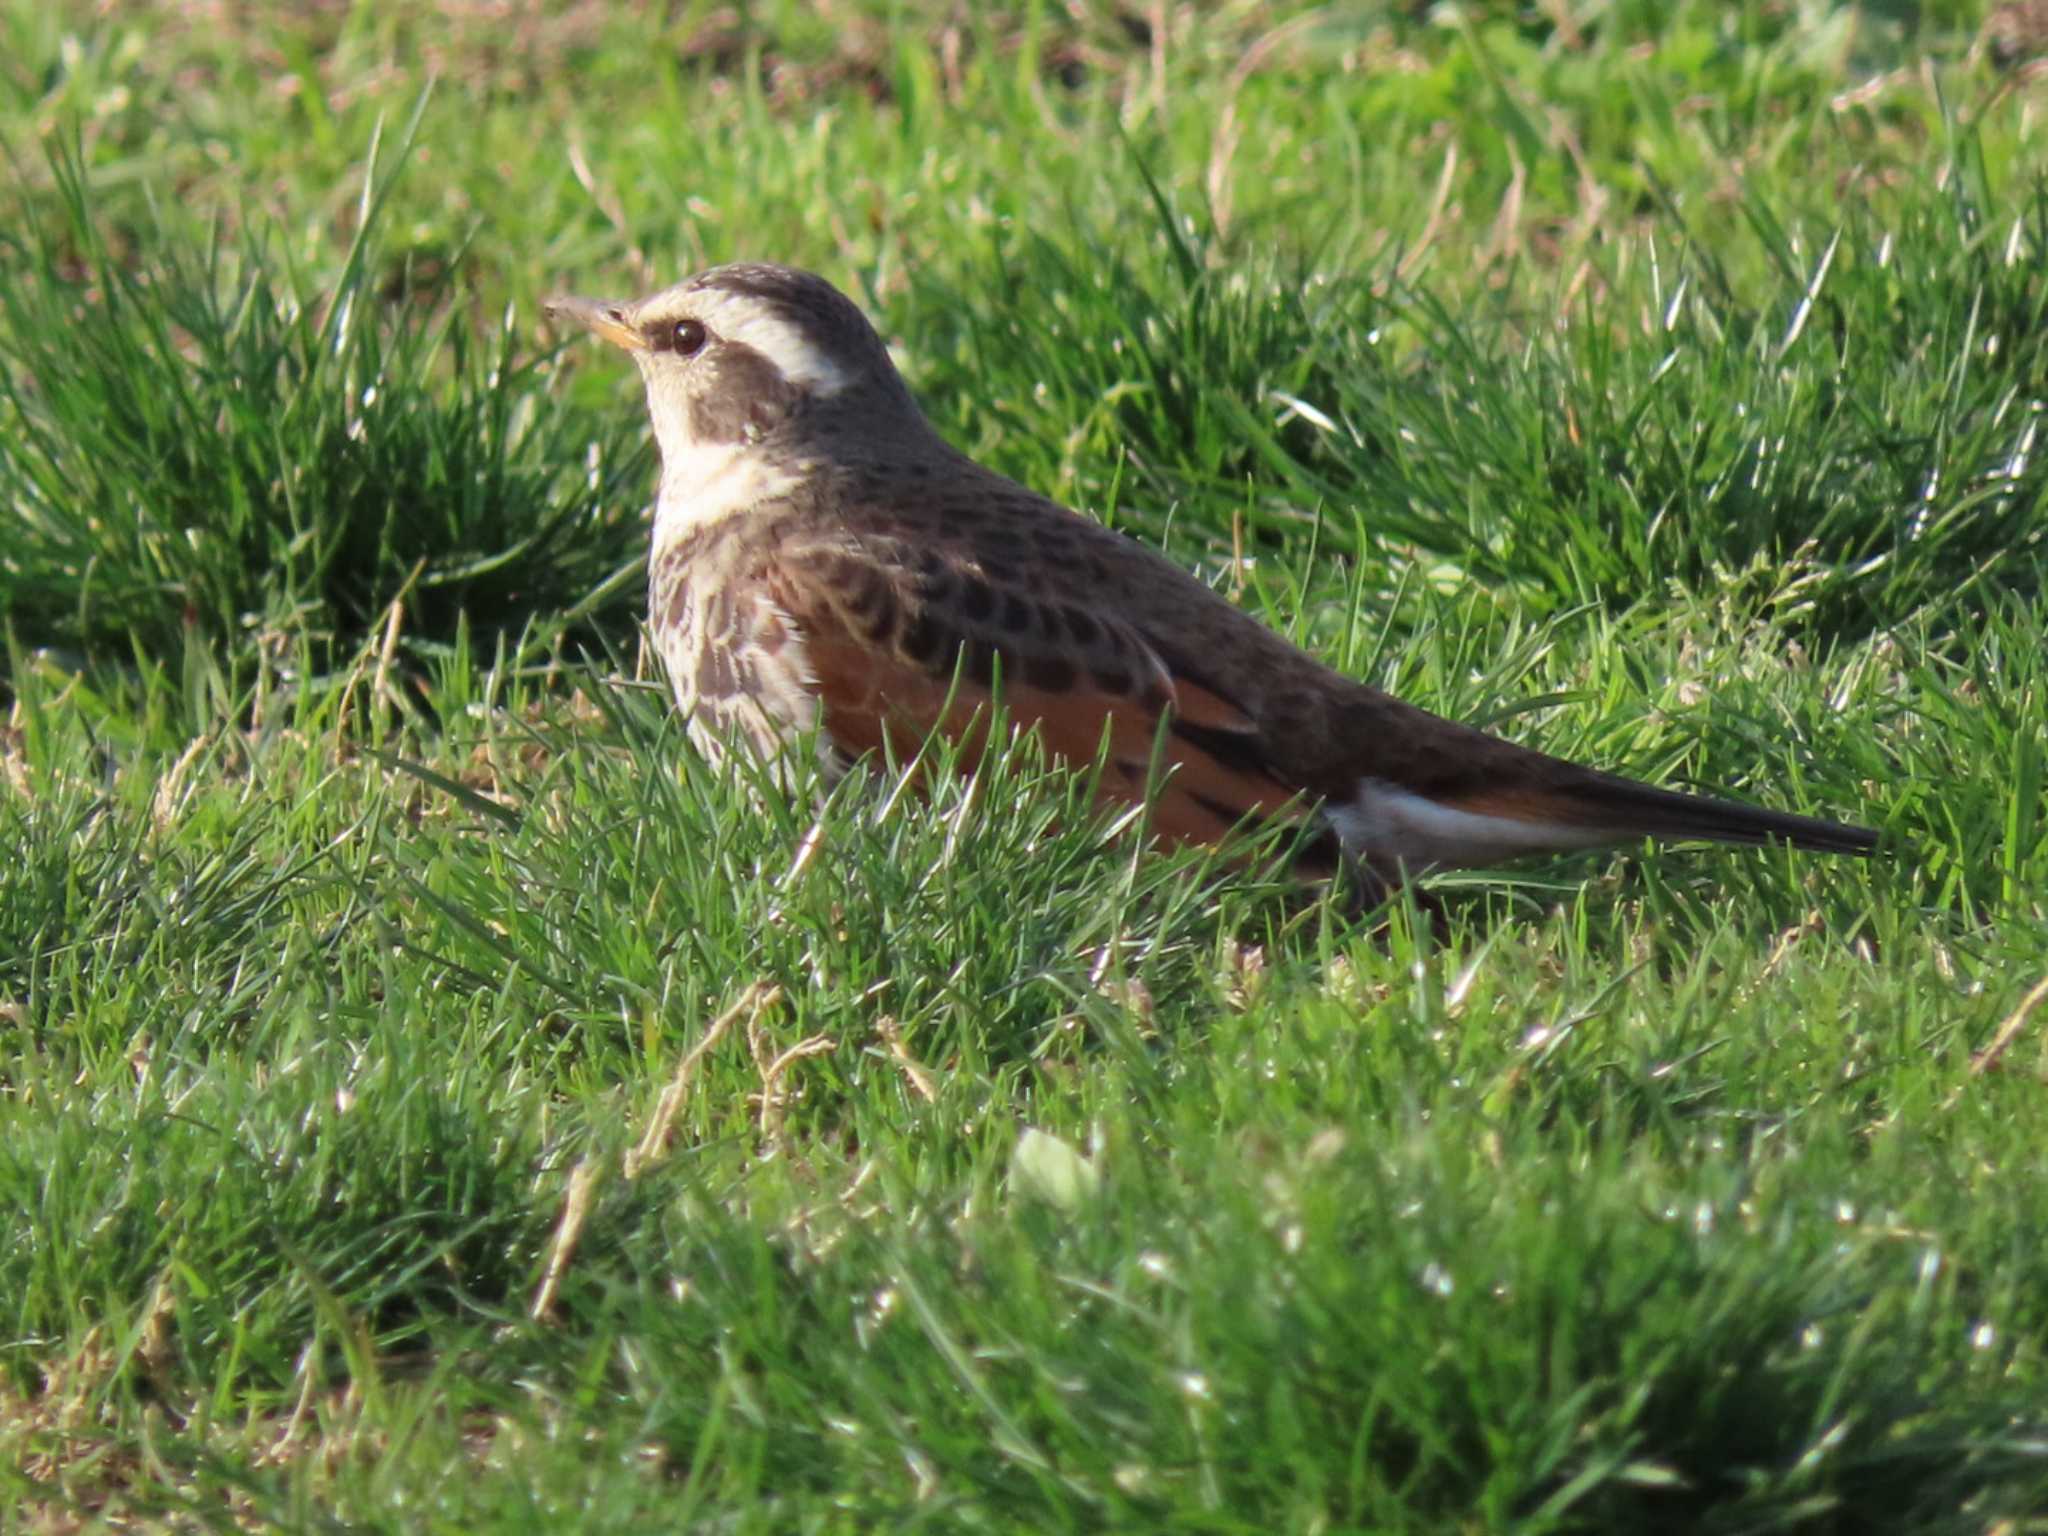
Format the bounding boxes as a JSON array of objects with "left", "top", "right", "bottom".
[{"left": 647, "top": 542, "right": 822, "bottom": 772}]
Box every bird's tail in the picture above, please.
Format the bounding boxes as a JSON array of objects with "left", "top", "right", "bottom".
[{"left": 1557, "top": 771, "right": 1880, "bottom": 855}]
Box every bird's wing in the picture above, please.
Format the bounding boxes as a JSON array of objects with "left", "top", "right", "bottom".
[
  {"left": 718, "top": 501, "right": 1875, "bottom": 875},
  {"left": 748, "top": 529, "right": 1322, "bottom": 854}
]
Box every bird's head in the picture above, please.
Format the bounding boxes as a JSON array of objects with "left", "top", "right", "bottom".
[{"left": 545, "top": 263, "right": 919, "bottom": 464}]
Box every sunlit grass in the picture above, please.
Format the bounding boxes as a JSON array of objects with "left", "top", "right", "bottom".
[{"left": 3, "top": 1, "right": 2047, "bottom": 1529}]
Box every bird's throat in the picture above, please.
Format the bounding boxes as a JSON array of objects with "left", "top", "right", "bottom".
[{"left": 651, "top": 438, "right": 805, "bottom": 557}]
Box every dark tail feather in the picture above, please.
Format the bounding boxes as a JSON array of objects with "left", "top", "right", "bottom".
[{"left": 1568, "top": 772, "right": 1879, "bottom": 856}]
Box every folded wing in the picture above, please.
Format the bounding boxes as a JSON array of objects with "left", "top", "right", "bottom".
[{"left": 757, "top": 535, "right": 1318, "bottom": 852}]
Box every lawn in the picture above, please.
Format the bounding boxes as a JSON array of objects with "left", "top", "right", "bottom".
[{"left": 3, "top": 1, "right": 2047, "bottom": 1529}]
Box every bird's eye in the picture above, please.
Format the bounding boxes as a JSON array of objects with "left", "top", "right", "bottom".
[{"left": 670, "top": 318, "right": 708, "bottom": 356}]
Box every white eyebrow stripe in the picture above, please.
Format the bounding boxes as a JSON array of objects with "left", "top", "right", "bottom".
[{"left": 720, "top": 310, "right": 851, "bottom": 396}]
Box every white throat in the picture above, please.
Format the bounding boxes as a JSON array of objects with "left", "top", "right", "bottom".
[{"left": 651, "top": 437, "right": 803, "bottom": 555}]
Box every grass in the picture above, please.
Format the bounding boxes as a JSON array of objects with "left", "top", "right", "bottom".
[{"left": 2, "top": 0, "right": 2047, "bottom": 1528}]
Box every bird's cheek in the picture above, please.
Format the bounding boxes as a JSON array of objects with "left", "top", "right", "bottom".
[{"left": 650, "top": 370, "right": 690, "bottom": 407}]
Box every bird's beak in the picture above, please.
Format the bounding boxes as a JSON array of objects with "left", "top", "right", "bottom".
[{"left": 543, "top": 295, "right": 646, "bottom": 352}]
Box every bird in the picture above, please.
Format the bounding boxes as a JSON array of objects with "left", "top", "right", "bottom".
[{"left": 544, "top": 263, "right": 1877, "bottom": 904}]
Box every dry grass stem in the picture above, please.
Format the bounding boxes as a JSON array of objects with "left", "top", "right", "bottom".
[
  {"left": 530, "top": 1155, "right": 602, "bottom": 1321},
  {"left": 625, "top": 982, "right": 782, "bottom": 1178}
]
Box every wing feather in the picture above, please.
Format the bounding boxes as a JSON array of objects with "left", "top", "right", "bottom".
[{"left": 756, "top": 536, "right": 1310, "bottom": 852}]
